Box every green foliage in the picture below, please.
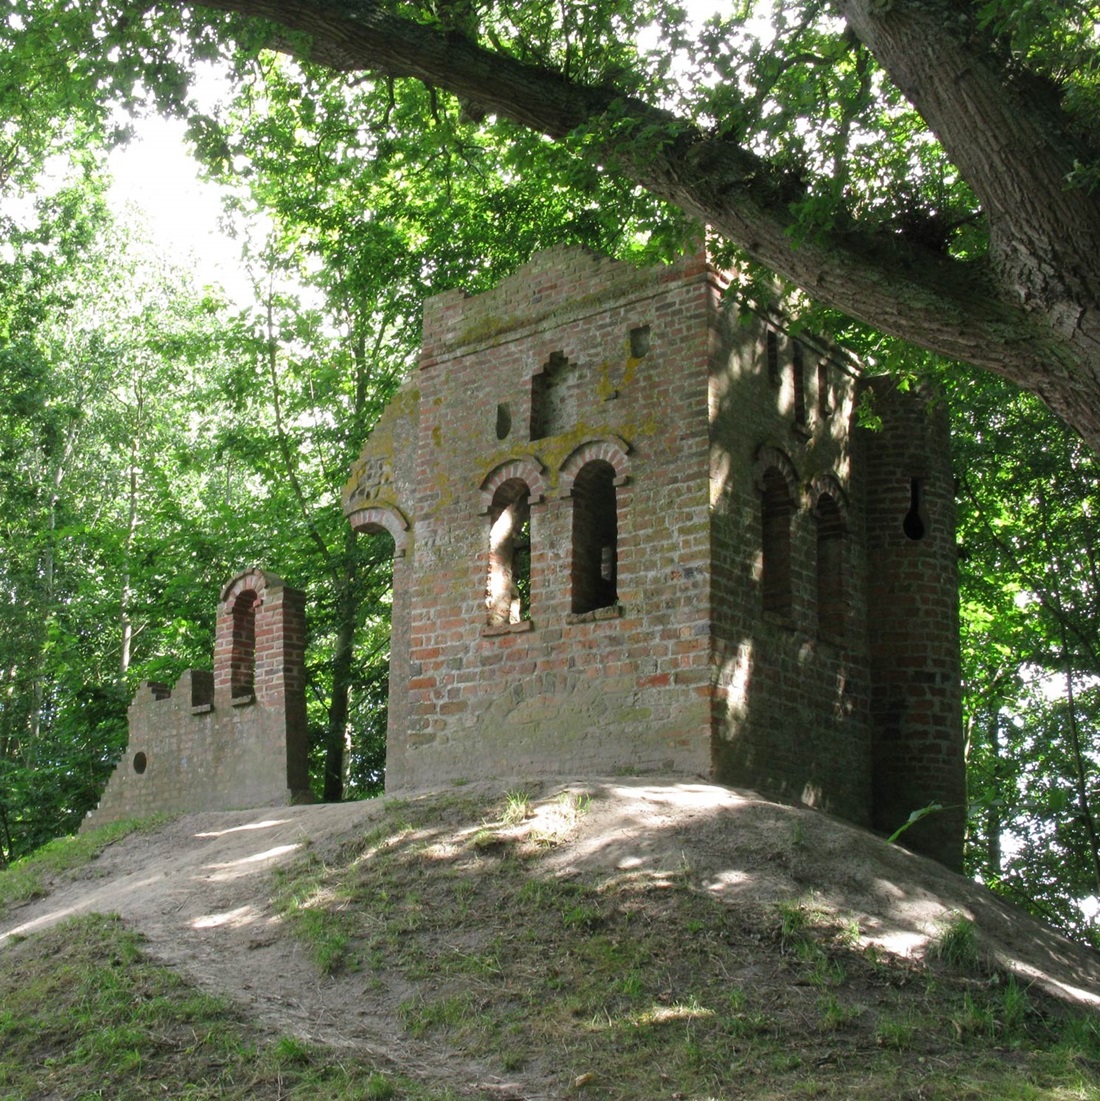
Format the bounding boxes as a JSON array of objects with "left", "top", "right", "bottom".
[{"left": 942, "top": 364, "right": 1100, "bottom": 948}]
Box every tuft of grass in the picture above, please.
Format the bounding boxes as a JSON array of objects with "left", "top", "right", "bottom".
[
  {"left": 500, "top": 789, "right": 531, "bottom": 827},
  {"left": 929, "top": 913, "right": 982, "bottom": 972},
  {"left": 875, "top": 1016, "right": 917, "bottom": 1050}
]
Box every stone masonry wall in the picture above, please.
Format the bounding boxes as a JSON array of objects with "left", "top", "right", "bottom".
[{"left": 83, "top": 569, "right": 312, "bottom": 829}]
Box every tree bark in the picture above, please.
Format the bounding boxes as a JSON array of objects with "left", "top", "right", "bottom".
[{"left": 190, "top": 0, "right": 1100, "bottom": 450}]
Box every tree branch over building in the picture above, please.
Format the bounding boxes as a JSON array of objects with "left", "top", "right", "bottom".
[{"left": 184, "top": 0, "right": 1100, "bottom": 449}]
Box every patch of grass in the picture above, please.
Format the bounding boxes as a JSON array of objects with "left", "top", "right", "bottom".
[
  {"left": 271, "top": 852, "right": 361, "bottom": 976},
  {"left": 0, "top": 816, "right": 164, "bottom": 917},
  {"left": 875, "top": 1015, "right": 917, "bottom": 1050},
  {"left": 0, "top": 912, "right": 453, "bottom": 1101},
  {"left": 929, "top": 913, "right": 982, "bottom": 972},
  {"left": 400, "top": 993, "right": 473, "bottom": 1037}
]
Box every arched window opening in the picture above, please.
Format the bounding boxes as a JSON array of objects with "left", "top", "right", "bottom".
[
  {"left": 571, "top": 460, "right": 618, "bottom": 615},
  {"left": 487, "top": 479, "right": 532, "bottom": 625},
  {"left": 815, "top": 494, "right": 846, "bottom": 635},
  {"left": 761, "top": 468, "right": 794, "bottom": 616},
  {"left": 229, "top": 589, "right": 259, "bottom": 698}
]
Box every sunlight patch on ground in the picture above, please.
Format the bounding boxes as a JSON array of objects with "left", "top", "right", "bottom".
[
  {"left": 203, "top": 843, "right": 302, "bottom": 879},
  {"left": 0, "top": 903, "right": 82, "bottom": 945},
  {"left": 704, "top": 869, "right": 752, "bottom": 893},
  {"left": 192, "top": 904, "right": 261, "bottom": 931},
  {"left": 194, "top": 819, "right": 292, "bottom": 839}
]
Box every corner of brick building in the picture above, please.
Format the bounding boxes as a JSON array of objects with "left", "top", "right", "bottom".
[{"left": 82, "top": 568, "right": 312, "bottom": 829}]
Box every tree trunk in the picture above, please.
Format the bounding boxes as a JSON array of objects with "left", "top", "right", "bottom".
[
  {"left": 119, "top": 383, "right": 144, "bottom": 682},
  {"left": 323, "top": 534, "right": 359, "bottom": 802}
]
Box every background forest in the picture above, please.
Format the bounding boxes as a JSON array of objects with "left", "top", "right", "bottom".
[{"left": 2, "top": 0, "right": 1100, "bottom": 956}]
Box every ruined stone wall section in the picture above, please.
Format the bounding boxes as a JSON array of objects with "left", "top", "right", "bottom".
[
  {"left": 861, "top": 378, "right": 965, "bottom": 870},
  {"left": 83, "top": 570, "right": 311, "bottom": 829},
  {"left": 709, "top": 307, "right": 874, "bottom": 824},
  {"left": 393, "top": 246, "right": 716, "bottom": 790}
]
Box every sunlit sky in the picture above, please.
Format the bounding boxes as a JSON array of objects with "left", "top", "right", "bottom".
[
  {"left": 108, "top": 116, "right": 238, "bottom": 285},
  {"left": 103, "top": 1, "right": 740, "bottom": 305}
]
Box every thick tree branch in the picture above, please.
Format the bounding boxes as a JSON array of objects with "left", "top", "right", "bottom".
[{"left": 189, "top": 0, "right": 1100, "bottom": 450}]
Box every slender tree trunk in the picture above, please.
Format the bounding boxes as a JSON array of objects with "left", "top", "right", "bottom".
[
  {"left": 1063, "top": 658, "right": 1100, "bottom": 895},
  {"left": 323, "top": 532, "right": 360, "bottom": 802},
  {"left": 986, "top": 712, "right": 1002, "bottom": 877},
  {"left": 119, "top": 384, "right": 144, "bottom": 681}
]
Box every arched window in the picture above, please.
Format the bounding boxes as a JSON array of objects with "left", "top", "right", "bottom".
[
  {"left": 761, "top": 467, "right": 794, "bottom": 616},
  {"left": 487, "top": 479, "right": 531, "bottom": 626},
  {"left": 815, "top": 493, "right": 846, "bottom": 636},
  {"left": 571, "top": 460, "right": 618, "bottom": 615},
  {"left": 229, "top": 589, "right": 259, "bottom": 698}
]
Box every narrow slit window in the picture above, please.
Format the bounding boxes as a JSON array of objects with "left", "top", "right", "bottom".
[
  {"left": 903, "top": 478, "right": 927, "bottom": 540},
  {"left": 815, "top": 494, "right": 846, "bottom": 636},
  {"left": 571, "top": 461, "right": 618, "bottom": 615},
  {"left": 766, "top": 328, "right": 780, "bottom": 387},
  {"left": 817, "top": 359, "right": 833, "bottom": 417},
  {"left": 761, "top": 468, "right": 793, "bottom": 616},
  {"left": 792, "top": 343, "right": 807, "bottom": 427},
  {"left": 487, "top": 480, "right": 532, "bottom": 625}
]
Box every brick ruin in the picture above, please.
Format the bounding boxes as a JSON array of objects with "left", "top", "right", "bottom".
[
  {"left": 344, "top": 245, "right": 965, "bottom": 868},
  {"left": 83, "top": 568, "right": 312, "bottom": 828}
]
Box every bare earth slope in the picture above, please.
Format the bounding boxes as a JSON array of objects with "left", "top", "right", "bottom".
[{"left": 2, "top": 780, "right": 1099, "bottom": 1097}]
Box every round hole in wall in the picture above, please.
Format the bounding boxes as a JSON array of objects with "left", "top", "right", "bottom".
[
  {"left": 495, "top": 402, "right": 512, "bottom": 440},
  {"left": 133, "top": 751, "right": 148, "bottom": 775}
]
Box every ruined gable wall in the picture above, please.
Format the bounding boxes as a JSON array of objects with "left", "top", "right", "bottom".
[
  {"left": 83, "top": 570, "right": 311, "bottom": 828},
  {"left": 709, "top": 308, "right": 874, "bottom": 824},
  {"left": 390, "top": 246, "right": 717, "bottom": 790}
]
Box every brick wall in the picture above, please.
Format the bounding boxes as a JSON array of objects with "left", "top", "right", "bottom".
[
  {"left": 348, "top": 246, "right": 716, "bottom": 788},
  {"left": 861, "top": 378, "right": 965, "bottom": 869},
  {"left": 344, "top": 246, "right": 965, "bottom": 867},
  {"left": 82, "top": 569, "right": 312, "bottom": 829},
  {"left": 709, "top": 308, "right": 875, "bottom": 827}
]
